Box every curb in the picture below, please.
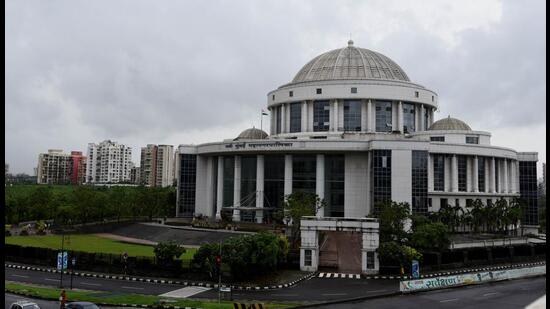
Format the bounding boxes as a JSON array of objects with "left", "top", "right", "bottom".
[
  {"left": 315, "top": 260, "right": 546, "bottom": 280},
  {"left": 6, "top": 288, "right": 204, "bottom": 309},
  {"left": 5, "top": 263, "right": 316, "bottom": 291}
]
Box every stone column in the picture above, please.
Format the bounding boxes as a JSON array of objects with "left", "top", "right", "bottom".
[
  {"left": 232, "top": 155, "right": 241, "bottom": 222},
  {"left": 419, "top": 104, "right": 425, "bottom": 131},
  {"left": 399, "top": 101, "right": 404, "bottom": 132},
  {"left": 215, "top": 156, "right": 224, "bottom": 220},
  {"left": 255, "top": 155, "right": 265, "bottom": 223},
  {"left": 270, "top": 108, "right": 275, "bottom": 135},
  {"left": 473, "top": 156, "right": 479, "bottom": 193},
  {"left": 503, "top": 159, "right": 509, "bottom": 193},
  {"left": 316, "top": 154, "right": 325, "bottom": 218},
  {"left": 367, "top": 99, "right": 374, "bottom": 132},
  {"left": 284, "top": 154, "right": 293, "bottom": 198},
  {"left": 427, "top": 153, "right": 434, "bottom": 191},
  {"left": 451, "top": 155, "right": 458, "bottom": 192},
  {"left": 301, "top": 101, "right": 308, "bottom": 132},
  {"left": 361, "top": 99, "right": 367, "bottom": 132},
  {"left": 285, "top": 103, "right": 291, "bottom": 133},
  {"left": 489, "top": 157, "right": 498, "bottom": 193}
]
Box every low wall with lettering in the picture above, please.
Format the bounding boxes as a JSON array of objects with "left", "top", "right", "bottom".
[{"left": 400, "top": 265, "right": 546, "bottom": 293}]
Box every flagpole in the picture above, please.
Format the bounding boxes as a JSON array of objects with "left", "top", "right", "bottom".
[{"left": 261, "top": 111, "right": 263, "bottom": 132}]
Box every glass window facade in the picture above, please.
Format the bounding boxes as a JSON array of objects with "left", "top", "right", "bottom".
[
  {"left": 372, "top": 150, "right": 391, "bottom": 214},
  {"left": 403, "top": 103, "right": 415, "bottom": 133},
  {"left": 222, "top": 157, "right": 234, "bottom": 207},
  {"left": 433, "top": 154, "right": 445, "bottom": 191},
  {"left": 325, "top": 155, "right": 345, "bottom": 217},
  {"left": 412, "top": 151, "right": 428, "bottom": 215},
  {"left": 313, "top": 101, "right": 330, "bottom": 132},
  {"left": 293, "top": 155, "right": 316, "bottom": 194},
  {"left": 276, "top": 106, "right": 282, "bottom": 134},
  {"left": 343, "top": 100, "right": 361, "bottom": 131},
  {"left": 519, "top": 161, "right": 538, "bottom": 226},
  {"left": 240, "top": 156, "right": 257, "bottom": 222},
  {"left": 478, "top": 157, "right": 485, "bottom": 192},
  {"left": 458, "top": 155, "right": 467, "bottom": 192},
  {"left": 178, "top": 154, "right": 197, "bottom": 217},
  {"left": 289, "top": 103, "right": 302, "bottom": 133},
  {"left": 264, "top": 155, "right": 285, "bottom": 219},
  {"left": 375, "top": 101, "right": 392, "bottom": 132}
]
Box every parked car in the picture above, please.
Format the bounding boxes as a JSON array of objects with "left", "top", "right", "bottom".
[
  {"left": 65, "top": 302, "right": 100, "bottom": 309},
  {"left": 9, "top": 300, "right": 40, "bottom": 309}
]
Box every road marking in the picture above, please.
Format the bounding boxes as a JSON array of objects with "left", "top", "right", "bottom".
[
  {"left": 81, "top": 282, "right": 101, "bottom": 287},
  {"left": 271, "top": 294, "right": 298, "bottom": 297},
  {"left": 319, "top": 273, "right": 325, "bottom": 278},
  {"left": 11, "top": 274, "right": 29, "bottom": 278},
  {"left": 322, "top": 293, "right": 347, "bottom": 296},
  {"left": 45, "top": 278, "right": 60, "bottom": 282},
  {"left": 160, "top": 286, "right": 211, "bottom": 298},
  {"left": 325, "top": 273, "right": 331, "bottom": 278},
  {"left": 439, "top": 298, "right": 459, "bottom": 303},
  {"left": 483, "top": 292, "right": 499, "bottom": 297},
  {"left": 122, "top": 286, "right": 144, "bottom": 290}
]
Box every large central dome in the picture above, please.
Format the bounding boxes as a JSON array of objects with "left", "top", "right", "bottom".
[{"left": 291, "top": 40, "right": 410, "bottom": 84}]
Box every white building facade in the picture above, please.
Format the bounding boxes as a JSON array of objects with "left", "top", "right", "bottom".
[
  {"left": 85, "top": 140, "right": 132, "bottom": 184},
  {"left": 176, "top": 41, "right": 539, "bottom": 273}
]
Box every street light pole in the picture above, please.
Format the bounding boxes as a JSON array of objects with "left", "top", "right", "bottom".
[
  {"left": 218, "top": 240, "right": 222, "bottom": 304},
  {"left": 60, "top": 232, "right": 65, "bottom": 288}
]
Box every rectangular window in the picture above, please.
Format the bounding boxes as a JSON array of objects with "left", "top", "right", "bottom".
[
  {"left": 372, "top": 150, "right": 392, "bottom": 214},
  {"left": 289, "top": 91, "right": 293, "bottom": 97},
  {"left": 519, "top": 160, "right": 538, "bottom": 226},
  {"left": 441, "top": 198, "right": 448, "bottom": 208},
  {"left": 316, "top": 88, "right": 322, "bottom": 94},
  {"left": 289, "top": 102, "right": 302, "bottom": 133},
  {"left": 478, "top": 157, "right": 485, "bottom": 192},
  {"left": 293, "top": 155, "right": 316, "bottom": 194},
  {"left": 375, "top": 101, "right": 392, "bottom": 132},
  {"left": 415, "top": 91, "right": 419, "bottom": 98},
  {"left": 430, "top": 136, "right": 445, "bottom": 142},
  {"left": 276, "top": 106, "right": 282, "bottom": 134},
  {"left": 458, "top": 155, "right": 467, "bottom": 192},
  {"left": 455, "top": 199, "right": 460, "bottom": 207},
  {"left": 264, "top": 155, "right": 285, "bottom": 220},
  {"left": 304, "top": 249, "right": 312, "bottom": 266},
  {"left": 403, "top": 103, "right": 415, "bottom": 133},
  {"left": 433, "top": 154, "right": 445, "bottom": 191},
  {"left": 466, "top": 199, "right": 473, "bottom": 207},
  {"left": 272, "top": 94, "right": 275, "bottom": 100},
  {"left": 325, "top": 155, "right": 345, "bottom": 217},
  {"left": 313, "top": 100, "right": 330, "bottom": 132},
  {"left": 366, "top": 251, "right": 375, "bottom": 269},
  {"left": 466, "top": 136, "right": 479, "bottom": 144},
  {"left": 343, "top": 100, "right": 362, "bottom": 131},
  {"left": 351, "top": 87, "right": 357, "bottom": 94},
  {"left": 428, "top": 198, "right": 432, "bottom": 208},
  {"left": 178, "top": 154, "right": 197, "bottom": 217},
  {"left": 412, "top": 151, "right": 428, "bottom": 215}
]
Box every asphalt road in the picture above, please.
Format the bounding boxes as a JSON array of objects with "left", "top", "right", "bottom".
[
  {"left": 309, "top": 276, "right": 547, "bottom": 309},
  {"left": 5, "top": 266, "right": 398, "bottom": 302}
]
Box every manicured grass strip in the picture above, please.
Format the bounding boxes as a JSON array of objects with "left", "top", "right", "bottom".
[
  {"left": 5, "top": 234, "right": 196, "bottom": 261},
  {"left": 5, "top": 282, "right": 297, "bottom": 309}
]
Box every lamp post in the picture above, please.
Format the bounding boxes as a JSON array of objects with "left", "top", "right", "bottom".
[{"left": 59, "top": 232, "right": 65, "bottom": 288}]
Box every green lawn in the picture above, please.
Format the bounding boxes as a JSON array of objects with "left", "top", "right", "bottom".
[
  {"left": 5, "top": 282, "right": 298, "bottom": 309},
  {"left": 5, "top": 234, "right": 196, "bottom": 261}
]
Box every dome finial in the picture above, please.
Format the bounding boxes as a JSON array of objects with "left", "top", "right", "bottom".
[{"left": 348, "top": 39, "right": 354, "bottom": 47}]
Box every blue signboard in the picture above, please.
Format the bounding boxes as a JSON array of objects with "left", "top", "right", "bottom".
[
  {"left": 57, "top": 252, "right": 68, "bottom": 270},
  {"left": 412, "top": 260, "right": 419, "bottom": 279}
]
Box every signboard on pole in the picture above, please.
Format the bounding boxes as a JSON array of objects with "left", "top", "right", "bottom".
[
  {"left": 412, "top": 260, "right": 419, "bottom": 279},
  {"left": 57, "top": 252, "right": 68, "bottom": 270}
]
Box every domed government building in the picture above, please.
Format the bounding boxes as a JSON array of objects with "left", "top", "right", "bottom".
[{"left": 176, "top": 41, "right": 539, "bottom": 274}]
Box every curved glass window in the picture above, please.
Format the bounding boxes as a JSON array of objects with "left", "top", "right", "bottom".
[
  {"left": 403, "top": 103, "right": 415, "bottom": 133},
  {"left": 375, "top": 101, "right": 392, "bottom": 132},
  {"left": 313, "top": 101, "right": 330, "bottom": 132},
  {"left": 343, "top": 100, "right": 362, "bottom": 131}
]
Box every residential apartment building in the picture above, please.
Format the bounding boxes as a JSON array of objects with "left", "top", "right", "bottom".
[
  {"left": 140, "top": 144, "right": 174, "bottom": 187},
  {"left": 85, "top": 140, "right": 132, "bottom": 184},
  {"left": 37, "top": 149, "right": 86, "bottom": 185}
]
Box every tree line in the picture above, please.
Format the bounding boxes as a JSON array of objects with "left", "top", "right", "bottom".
[{"left": 5, "top": 185, "right": 176, "bottom": 225}]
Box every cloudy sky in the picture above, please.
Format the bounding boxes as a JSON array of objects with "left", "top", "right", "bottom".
[{"left": 6, "top": 0, "right": 546, "bottom": 177}]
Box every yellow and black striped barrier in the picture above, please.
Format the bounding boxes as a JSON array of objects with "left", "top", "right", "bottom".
[{"left": 233, "top": 303, "right": 266, "bottom": 309}]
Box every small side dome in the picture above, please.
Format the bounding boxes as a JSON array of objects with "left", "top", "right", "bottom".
[
  {"left": 429, "top": 116, "right": 472, "bottom": 131},
  {"left": 235, "top": 127, "right": 268, "bottom": 140}
]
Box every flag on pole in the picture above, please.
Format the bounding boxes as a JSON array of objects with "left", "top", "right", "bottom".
[{"left": 261, "top": 109, "right": 268, "bottom": 116}]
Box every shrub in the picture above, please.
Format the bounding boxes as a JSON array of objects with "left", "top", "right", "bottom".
[
  {"left": 19, "top": 229, "right": 29, "bottom": 236},
  {"left": 5, "top": 230, "right": 12, "bottom": 236},
  {"left": 153, "top": 241, "right": 186, "bottom": 262}
]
